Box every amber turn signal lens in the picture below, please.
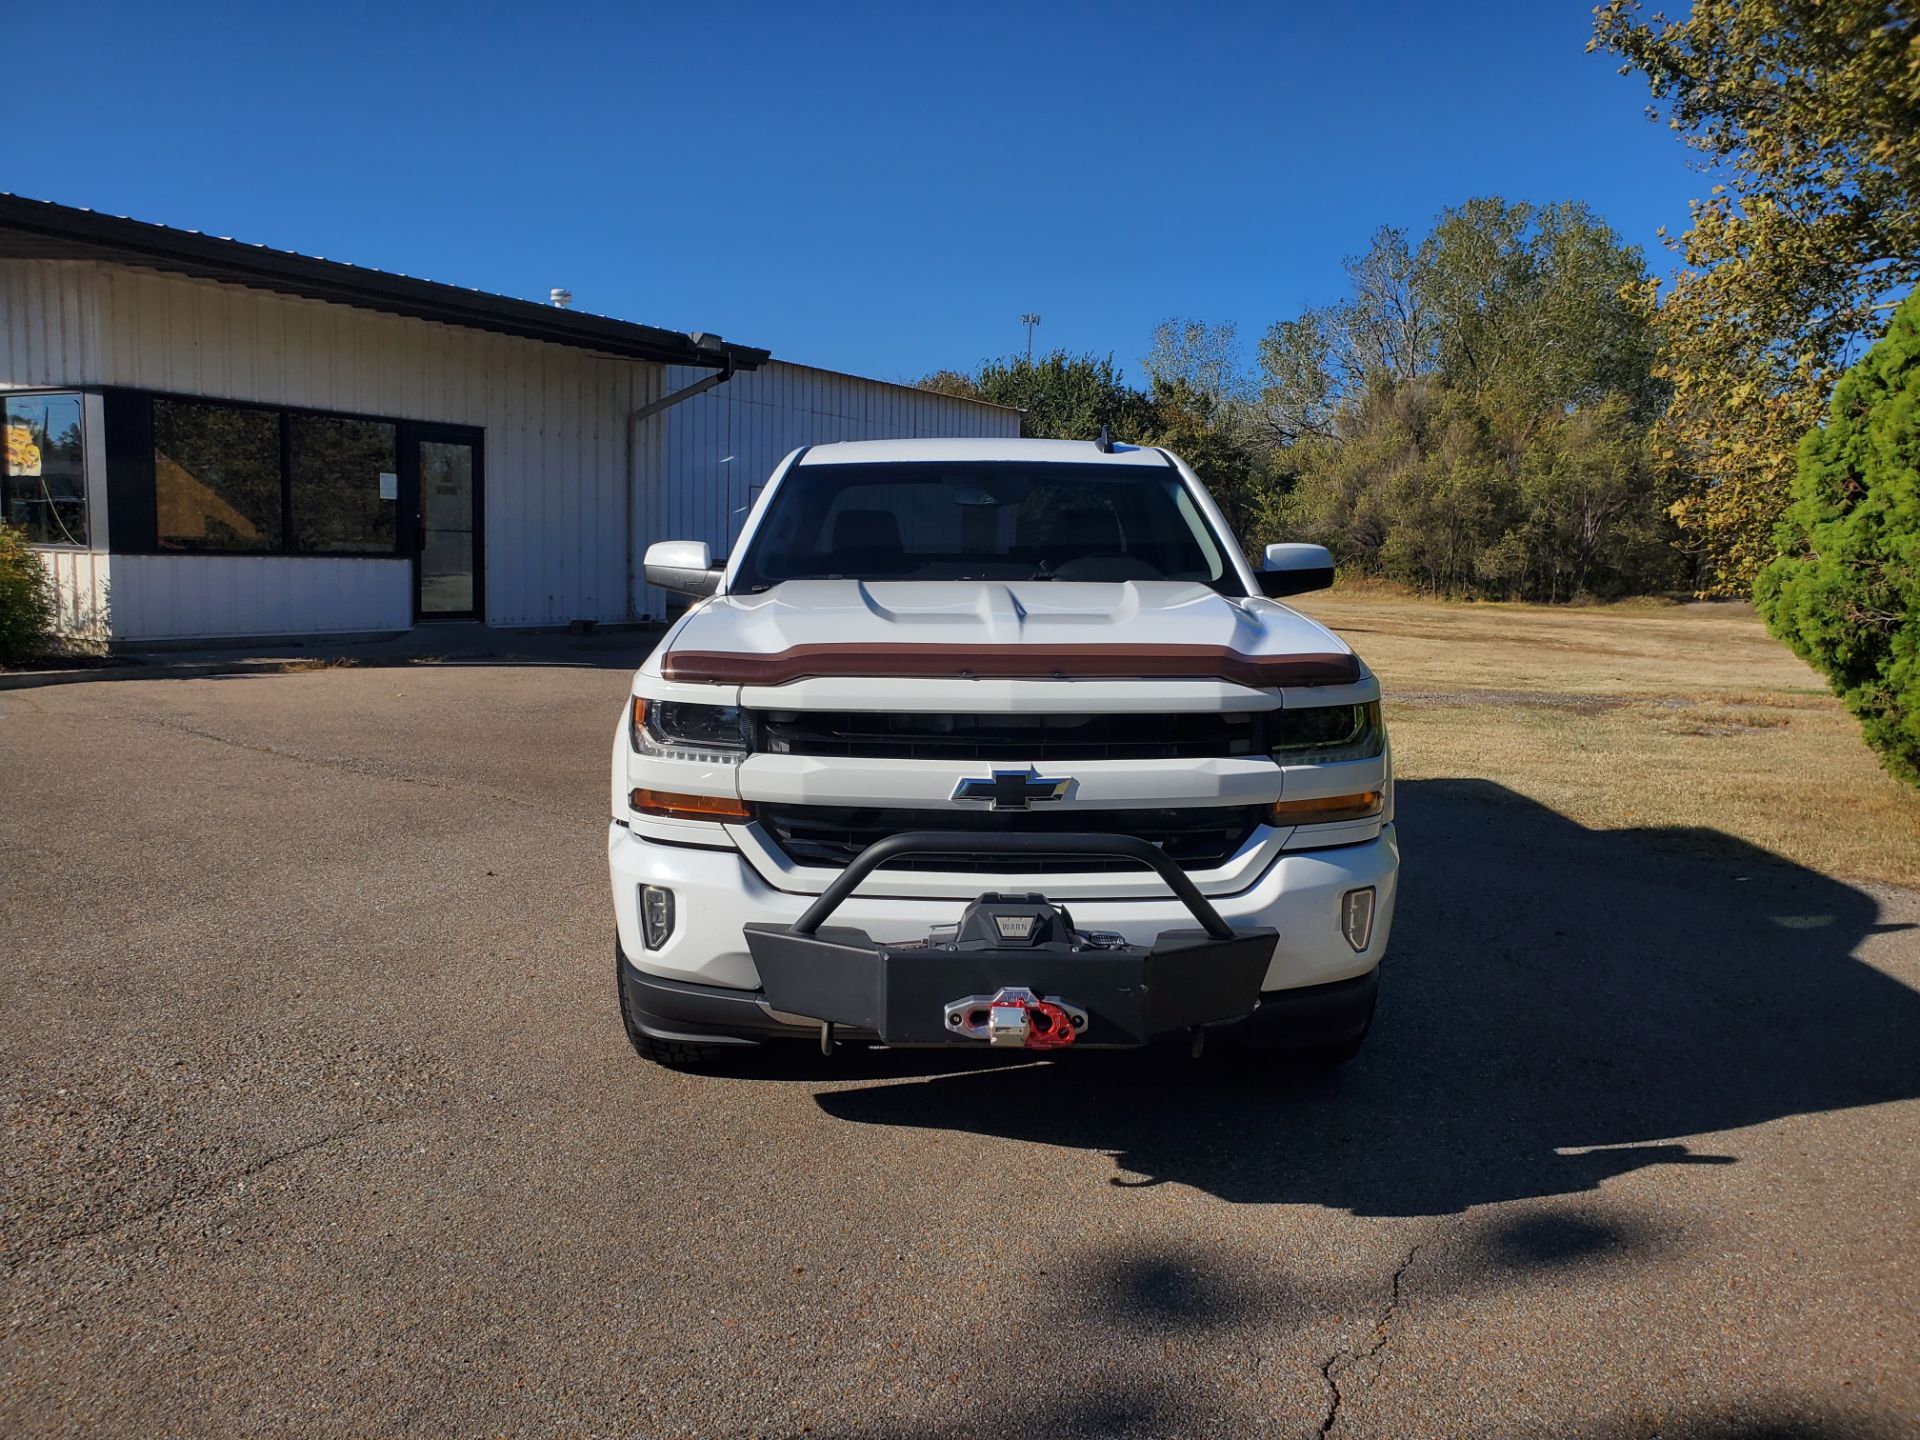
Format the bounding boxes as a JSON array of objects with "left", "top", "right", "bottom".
[
  {"left": 1269, "top": 790, "right": 1383, "bottom": 824},
  {"left": 629, "top": 787, "right": 750, "bottom": 821}
]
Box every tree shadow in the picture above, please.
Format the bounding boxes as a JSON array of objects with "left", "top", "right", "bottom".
[{"left": 814, "top": 779, "right": 1920, "bottom": 1214}]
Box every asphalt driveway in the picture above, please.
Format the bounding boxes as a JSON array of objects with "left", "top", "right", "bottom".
[{"left": 2, "top": 660, "right": 1916, "bottom": 1438}]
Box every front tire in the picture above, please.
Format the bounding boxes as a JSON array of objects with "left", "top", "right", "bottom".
[{"left": 616, "top": 938, "right": 732, "bottom": 1068}]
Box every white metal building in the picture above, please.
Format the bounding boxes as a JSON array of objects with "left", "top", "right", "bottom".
[{"left": 0, "top": 196, "right": 1017, "bottom": 644}]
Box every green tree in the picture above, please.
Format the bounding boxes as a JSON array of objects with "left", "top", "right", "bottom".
[
  {"left": 1755, "top": 287, "right": 1920, "bottom": 787},
  {"left": 1264, "top": 198, "right": 1677, "bottom": 600},
  {"left": 929, "top": 350, "right": 1153, "bottom": 441},
  {"left": 1253, "top": 227, "right": 1433, "bottom": 445},
  {"left": 1140, "top": 376, "right": 1265, "bottom": 536},
  {"left": 1592, "top": 0, "right": 1920, "bottom": 596},
  {"left": 1376, "top": 394, "right": 1515, "bottom": 595},
  {"left": 1265, "top": 382, "right": 1429, "bottom": 575},
  {"left": 1254, "top": 313, "right": 1342, "bottom": 444},
  {"left": 1141, "top": 320, "right": 1252, "bottom": 407},
  {"left": 1420, "top": 199, "right": 1664, "bottom": 422},
  {"left": 917, "top": 369, "right": 982, "bottom": 401},
  {"left": 1501, "top": 398, "right": 1681, "bottom": 600}
]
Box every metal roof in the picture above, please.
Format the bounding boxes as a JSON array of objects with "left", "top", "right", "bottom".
[{"left": 0, "top": 194, "right": 770, "bottom": 371}]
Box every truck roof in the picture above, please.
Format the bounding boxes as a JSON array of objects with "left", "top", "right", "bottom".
[{"left": 794, "top": 437, "right": 1170, "bottom": 467}]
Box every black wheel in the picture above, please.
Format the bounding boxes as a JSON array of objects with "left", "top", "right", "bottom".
[{"left": 616, "top": 937, "right": 731, "bottom": 1068}]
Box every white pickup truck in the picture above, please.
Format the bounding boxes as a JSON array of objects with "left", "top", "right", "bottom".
[{"left": 609, "top": 437, "right": 1397, "bottom": 1067}]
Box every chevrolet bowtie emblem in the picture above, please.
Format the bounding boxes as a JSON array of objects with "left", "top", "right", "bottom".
[{"left": 951, "top": 769, "right": 1073, "bottom": 811}]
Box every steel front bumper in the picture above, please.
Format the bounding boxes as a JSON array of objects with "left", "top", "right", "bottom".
[
  {"left": 733, "top": 832, "right": 1275, "bottom": 1049},
  {"left": 617, "top": 944, "right": 1379, "bottom": 1051}
]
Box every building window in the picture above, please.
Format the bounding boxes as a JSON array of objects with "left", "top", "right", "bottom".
[
  {"left": 291, "top": 415, "right": 397, "bottom": 552},
  {"left": 106, "top": 390, "right": 477, "bottom": 564},
  {"left": 154, "top": 400, "right": 283, "bottom": 551},
  {"left": 3, "top": 392, "right": 88, "bottom": 546}
]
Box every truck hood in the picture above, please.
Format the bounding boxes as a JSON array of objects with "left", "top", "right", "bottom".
[{"left": 656, "top": 580, "right": 1358, "bottom": 688}]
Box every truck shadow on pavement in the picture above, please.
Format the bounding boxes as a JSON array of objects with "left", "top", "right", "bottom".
[{"left": 813, "top": 778, "right": 1920, "bottom": 1215}]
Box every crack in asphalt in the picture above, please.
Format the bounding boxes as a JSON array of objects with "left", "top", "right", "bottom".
[
  {"left": 1317, "top": 1242, "right": 1425, "bottom": 1437},
  {"left": 6, "top": 1113, "right": 393, "bottom": 1272}
]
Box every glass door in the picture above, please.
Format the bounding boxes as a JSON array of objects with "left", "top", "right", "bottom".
[{"left": 408, "top": 427, "right": 482, "bottom": 619}]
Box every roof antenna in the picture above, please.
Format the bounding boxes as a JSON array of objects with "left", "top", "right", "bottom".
[{"left": 1094, "top": 424, "right": 1114, "bottom": 454}]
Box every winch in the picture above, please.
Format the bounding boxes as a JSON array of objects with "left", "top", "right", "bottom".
[{"left": 743, "top": 832, "right": 1277, "bottom": 1050}]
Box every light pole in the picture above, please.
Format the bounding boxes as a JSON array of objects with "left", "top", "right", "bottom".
[{"left": 1020, "top": 313, "right": 1041, "bottom": 364}]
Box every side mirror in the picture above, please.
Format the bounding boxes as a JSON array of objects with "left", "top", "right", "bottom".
[
  {"left": 1256, "top": 542, "right": 1335, "bottom": 598},
  {"left": 644, "top": 540, "right": 722, "bottom": 598}
]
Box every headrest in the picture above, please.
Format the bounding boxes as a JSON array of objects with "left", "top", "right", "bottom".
[{"left": 831, "top": 508, "right": 902, "bottom": 553}]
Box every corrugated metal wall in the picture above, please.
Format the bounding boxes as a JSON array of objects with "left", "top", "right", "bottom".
[
  {"left": 0, "top": 261, "right": 103, "bottom": 385},
  {"left": 105, "top": 555, "right": 413, "bottom": 640},
  {"left": 33, "top": 549, "right": 110, "bottom": 641},
  {"left": 645, "top": 361, "right": 1020, "bottom": 618},
  {"left": 2, "top": 260, "right": 1020, "bottom": 638},
  {"left": 2, "top": 259, "right": 664, "bottom": 634}
]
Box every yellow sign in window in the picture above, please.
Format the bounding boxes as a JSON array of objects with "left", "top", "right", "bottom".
[{"left": 5, "top": 421, "right": 42, "bottom": 477}]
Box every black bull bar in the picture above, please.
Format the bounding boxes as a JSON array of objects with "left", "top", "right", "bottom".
[{"left": 743, "top": 832, "right": 1278, "bottom": 1048}]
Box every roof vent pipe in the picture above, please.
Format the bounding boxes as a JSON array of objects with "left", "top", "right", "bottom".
[{"left": 549, "top": 287, "right": 573, "bottom": 309}]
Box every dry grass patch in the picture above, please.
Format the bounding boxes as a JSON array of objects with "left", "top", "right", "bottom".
[{"left": 1295, "top": 590, "right": 1920, "bottom": 889}]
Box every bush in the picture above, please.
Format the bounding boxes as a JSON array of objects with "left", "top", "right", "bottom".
[
  {"left": 1755, "top": 288, "right": 1920, "bottom": 786},
  {"left": 1272, "top": 381, "right": 1681, "bottom": 601},
  {"left": 0, "top": 522, "right": 55, "bottom": 666}
]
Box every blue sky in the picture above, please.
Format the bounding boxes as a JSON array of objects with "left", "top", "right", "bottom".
[{"left": 2, "top": 1, "right": 1700, "bottom": 384}]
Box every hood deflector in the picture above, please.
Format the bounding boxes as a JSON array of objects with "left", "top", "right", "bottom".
[{"left": 661, "top": 643, "right": 1360, "bottom": 688}]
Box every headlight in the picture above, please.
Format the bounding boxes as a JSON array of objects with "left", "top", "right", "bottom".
[
  {"left": 630, "top": 697, "right": 749, "bottom": 761},
  {"left": 1269, "top": 701, "right": 1383, "bottom": 763}
]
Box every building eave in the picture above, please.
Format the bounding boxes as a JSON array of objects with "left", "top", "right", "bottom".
[{"left": 0, "top": 194, "right": 771, "bottom": 371}]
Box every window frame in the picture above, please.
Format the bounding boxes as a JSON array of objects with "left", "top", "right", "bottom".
[
  {"left": 104, "top": 387, "right": 443, "bottom": 561},
  {"left": 1, "top": 387, "right": 93, "bottom": 549}
]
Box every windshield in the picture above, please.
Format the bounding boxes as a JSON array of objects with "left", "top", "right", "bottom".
[{"left": 732, "top": 460, "right": 1239, "bottom": 593}]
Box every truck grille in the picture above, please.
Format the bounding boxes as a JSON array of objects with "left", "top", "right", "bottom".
[
  {"left": 753, "top": 804, "right": 1266, "bottom": 873},
  {"left": 755, "top": 710, "right": 1263, "bottom": 761}
]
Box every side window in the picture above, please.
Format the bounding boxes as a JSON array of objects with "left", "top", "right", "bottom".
[{"left": 2, "top": 393, "right": 88, "bottom": 546}]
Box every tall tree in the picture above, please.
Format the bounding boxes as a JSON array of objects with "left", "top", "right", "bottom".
[
  {"left": 1253, "top": 226, "right": 1436, "bottom": 445},
  {"left": 1420, "top": 199, "right": 1663, "bottom": 421},
  {"left": 1339, "top": 226, "right": 1435, "bottom": 387},
  {"left": 1141, "top": 320, "right": 1252, "bottom": 407},
  {"left": 1266, "top": 197, "right": 1678, "bottom": 601},
  {"left": 1756, "top": 287, "right": 1920, "bottom": 786},
  {"left": 1254, "top": 312, "right": 1341, "bottom": 444},
  {"left": 929, "top": 351, "right": 1154, "bottom": 442},
  {"left": 1592, "top": 0, "right": 1920, "bottom": 595}
]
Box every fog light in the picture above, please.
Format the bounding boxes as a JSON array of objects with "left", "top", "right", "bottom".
[
  {"left": 641, "top": 885, "right": 675, "bottom": 950},
  {"left": 1340, "top": 887, "right": 1376, "bottom": 953}
]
